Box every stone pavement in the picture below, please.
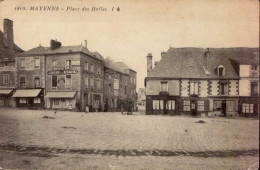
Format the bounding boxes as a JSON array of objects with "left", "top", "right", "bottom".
[{"left": 0, "top": 107, "right": 259, "bottom": 169}]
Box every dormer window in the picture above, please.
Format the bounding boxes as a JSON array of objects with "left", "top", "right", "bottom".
[{"left": 217, "top": 65, "right": 225, "bottom": 77}]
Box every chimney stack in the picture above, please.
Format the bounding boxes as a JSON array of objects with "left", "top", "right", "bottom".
[
  {"left": 205, "top": 48, "right": 210, "bottom": 67},
  {"left": 161, "top": 51, "right": 166, "bottom": 58},
  {"left": 3, "top": 19, "right": 14, "bottom": 49},
  {"left": 85, "top": 40, "right": 87, "bottom": 48},
  {"left": 147, "top": 53, "right": 153, "bottom": 75},
  {"left": 50, "top": 39, "right": 62, "bottom": 50}
]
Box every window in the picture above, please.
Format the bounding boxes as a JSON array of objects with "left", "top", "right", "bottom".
[
  {"left": 34, "top": 76, "right": 40, "bottom": 88},
  {"left": 3, "top": 74, "right": 9, "bottom": 84},
  {"left": 220, "top": 82, "right": 228, "bottom": 95},
  {"left": 85, "top": 76, "right": 88, "bottom": 88},
  {"left": 66, "top": 75, "right": 72, "bottom": 87},
  {"left": 227, "top": 101, "right": 235, "bottom": 112},
  {"left": 20, "top": 58, "right": 25, "bottom": 69},
  {"left": 34, "top": 58, "right": 40, "bottom": 69},
  {"left": 167, "top": 100, "right": 175, "bottom": 110},
  {"left": 52, "top": 60, "right": 58, "bottom": 69},
  {"left": 90, "top": 64, "right": 94, "bottom": 72},
  {"left": 52, "top": 99, "right": 59, "bottom": 106},
  {"left": 161, "top": 82, "right": 168, "bottom": 92},
  {"left": 217, "top": 65, "right": 225, "bottom": 76},
  {"left": 34, "top": 98, "right": 41, "bottom": 103},
  {"left": 183, "top": 100, "right": 190, "bottom": 111},
  {"left": 133, "top": 78, "right": 136, "bottom": 84},
  {"left": 213, "top": 100, "right": 222, "bottom": 111},
  {"left": 20, "top": 76, "right": 26, "bottom": 88},
  {"left": 19, "top": 98, "right": 27, "bottom": 103},
  {"left": 66, "top": 60, "right": 72, "bottom": 69},
  {"left": 84, "top": 61, "right": 89, "bottom": 70},
  {"left": 251, "top": 82, "right": 258, "bottom": 96},
  {"left": 242, "top": 103, "right": 254, "bottom": 113},
  {"left": 190, "top": 81, "right": 198, "bottom": 95},
  {"left": 153, "top": 100, "right": 160, "bottom": 110},
  {"left": 97, "top": 79, "right": 101, "bottom": 90},
  {"left": 90, "top": 77, "right": 94, "bottom": 89},
  {"left": 251, "top": 65, "right": 257, "bottom": 70},
  {"left": 97, "top": 66, "right": 100, "bottom": 75},
  {"left": 108, "top": 74, "right": 111, "bottom": 80},
  {"left": 52, "top": 75, "right": 57, "bottom": 88},
  {"left": 197, "top": 101, "right": 204, "bottom": 111},
  {"left": 111, "top": 99, "right": 115, "bottom": 109}
]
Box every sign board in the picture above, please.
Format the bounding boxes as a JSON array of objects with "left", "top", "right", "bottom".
[
  {"left": 114, "top": 79, "right": 119, "bottom": 90},
  {"left": 71, "top": 60, "right": 80, "bottom": 66},
  {"left": 0, "top": 66, "right": 15, "bottom": 72},
  {"left": 47, "top": 70, "right": 78, "bottom": 75}
]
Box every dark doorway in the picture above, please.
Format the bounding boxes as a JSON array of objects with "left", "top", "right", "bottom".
[
  {"left": 221, "top": 101, "right": 226, "bottom": 116},
  {"left": 163, "top": 100, "right": 167, "bottom": 115},
  {"left": 191, "top": 100, "right": 197, "bottom": 116}
]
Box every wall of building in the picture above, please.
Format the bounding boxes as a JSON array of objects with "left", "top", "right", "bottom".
[{"left": 146, "top": 80, "right": 180, "bottom": 96}]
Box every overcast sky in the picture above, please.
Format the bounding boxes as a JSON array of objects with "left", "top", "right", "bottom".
[{"left": 0, "top": 0, "right": 259, "bottom": 89}]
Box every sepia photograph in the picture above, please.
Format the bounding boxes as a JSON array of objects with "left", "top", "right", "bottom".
[{"left": 0, "top": 0, "right": 259, "bottom": 169}]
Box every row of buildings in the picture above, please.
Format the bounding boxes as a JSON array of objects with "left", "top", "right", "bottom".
[
  {"left": 0, "top": 19, "right": 137, "bottom": 111},
  {"left": 145, "top": 48, "right": 259, "bottom": 117}
]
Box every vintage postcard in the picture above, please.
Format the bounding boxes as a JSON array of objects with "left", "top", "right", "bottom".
[{"left": 0, "top": 0, "right": 259, "bottom": 169}]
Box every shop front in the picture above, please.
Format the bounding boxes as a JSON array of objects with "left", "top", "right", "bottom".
[
  {"left": 12, "top": 89, "right": 44, "bottom": 108},
  {"left": 238, "top": 97, "right": 258, "bottom": 117},
  {"left": 45, "top": 91, "right": 77, "bottom": 110},
  {"left": 0, "top": 89, "right": 15, "bottom": 107}
]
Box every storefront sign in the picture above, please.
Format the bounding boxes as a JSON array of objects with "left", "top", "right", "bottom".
[
  {"left": 47, "top": 69, "right": 78, "bottom": 75},
  {"left": 71, "top": 60, "right": 80, "bottom": 66},
  {"left": 0, "top": 66, "right": 15, "bottom": 72},
  {"left": 114, "top": 79, "right": 119, "bottom": 90}
]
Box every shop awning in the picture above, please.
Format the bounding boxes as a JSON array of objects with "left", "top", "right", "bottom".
[
  {"left": 45, "top": 91, "right": 77, "bottom": 98},
  {"left": 0, "top": 89, "right": 13, "bottom": 95},
  {"left": 12, "top": 89, "right": 42, "bottom": 97}
]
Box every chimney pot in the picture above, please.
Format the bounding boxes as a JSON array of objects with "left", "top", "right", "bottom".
[
  {"left": 50, "top": 39, "right": 62, "bottom": 50},
  {"left": 147, "top": 53, "right": 153, "bottom": 75},
  {"left": 161, "top": 51, "right": 166, "bottom": 58}
]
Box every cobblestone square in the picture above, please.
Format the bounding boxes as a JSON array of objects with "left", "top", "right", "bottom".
[{"left": 0, "top": 107, "right": 259, "bottom": 169}]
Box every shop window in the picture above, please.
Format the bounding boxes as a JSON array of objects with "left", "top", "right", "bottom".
[
  {"left": 66, "top": 60, "right": 72, "bottom": 69},
  {"left": 20, "top": 98, "right": 27, "bottom": 103},
  {"left": 34, "top": 76, "right": 40, "bottom": 88},
  {"left": 227, "top": 101, "right": 235, "bottom": 112},
  {"left": 161, "top": 82, "right": 168, "bottom": 92},
  {"left": 251, "top": 82, "right": 258, "bottom": 96},
  {"left": 183, "top": 100, "right": 190, "bottom": 111},
  {"left": 52, "top": 99, "right": 59, "bottom": 106},
  {"left": 20, "top": 76, "right": 26, "bottom": 88},
  {"left": 220, "top": 82, "right": 228, "bottom": 95},
  {"left": 52, "top": 75, "right": 57, "bottom": 88},
  {"left": 213, "top": 100, "right": 222, "bottom": 111},
  {"left": 66, "top": 75, "right": 72, "bottom": 87},
  {"left": 34, "top": 58, "right": 40, "bottom": 69},
  {"left": 251, "top": 65, "right": 257, "bottom": 70},
  {"left": 84, "top": 61, "right": 89, "bottom": 70},
  {"left": 20, "top": 58, "right": 25, "bottom": 69},
  {"left": 52, "top": 60, "right": 58, "bottom": 69},
  {"left": 197, "top": 101, "right": 204, "bottom": 111},
  {"left": 242, "top": 103, "right": 254, "bottom": 113},
  {"left": 167, "top": 100, "right": 175, "bottom": 110},
  {"left": 153, "top": 100, "right": 160, "bottom": 110},
  {"left": 34, "top": 98, "right": 41, "bottom": 103},
  {"left": 85, "top": 76, "right": 88, "bottom": 88},
  {"left": 3, "top": 74, "right": 9, "bottom": 84},
  {"left": 190, "top": 81, "right": 198, "bottom": 95}
]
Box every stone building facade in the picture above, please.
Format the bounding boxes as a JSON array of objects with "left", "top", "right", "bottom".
[
  {"left": 145, "top": 48, "right": 258, "bottom": 116},
  {"left": 0, "top": 19, "right": 23, "bottom": 107}
]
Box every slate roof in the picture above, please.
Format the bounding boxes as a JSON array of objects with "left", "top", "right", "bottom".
[
  {"left": 0, "top": 30, "right": 23, "bottom": 60},
  {"left": 19, "top": 44, "right": 104, "bottom": 61},
  {"left": 147, "top": 47, "right": 258, "bottom": 79},
  {"left": 104, "top": 57, "right": 134, "bottom": 75}
]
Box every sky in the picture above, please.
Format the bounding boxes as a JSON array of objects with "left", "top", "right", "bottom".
[{"left": 0, "top": 0, "right": 259, "bottom": 89}]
